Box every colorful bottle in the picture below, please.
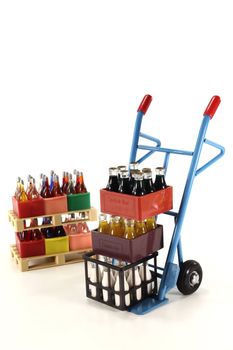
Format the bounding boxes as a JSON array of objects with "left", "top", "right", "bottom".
[
  {"left": 26, "top": 175, "right": 33, "bottom": 197},
  {"left": 29, "top": 178, "right": 40, "bottom": 199},
  {"left": 98, "top": 213, "right": 110, "bottom": 234},
  {"left": 154, "top": 167, "right": 167, "bottom": 191},
  {"left": 132, "top": 172, "right": 145, "bottom": 196},
  {"left": 66, "top": 173, "right": 76, "bottom": 195},
  {"left": 51, "top": 175, "right": 62, "bottom": 197},
  {"left": 49, "top": 170, "right": 54, "bottom": 192},
  {"left": 135, "top": 220, "right": 147, "bottom": 237},
  {"left": 14, "top": 177, "right": 21, "bottom": 199},
  {"left": 145, "top": 216, "right": 156, "bottom": 232},
  {"left": 30, "top": 218, "right": 42, "bottom": 240},
  {"left": 54, "top": 226, "right": 66, "bottom": 237},
  {"left": 106, "top": 167, "right": 119, "bottom": 192},
  {"left": 124, "top": 219, "right": 135, "bottom": 239},
  {"left": 41, "top": 176, "right": 51, "bottom": 198},
  {"left": 79, "top": 172, "right": 87, "bottom": 193},
  {"left": 118, "top": 170, "right": 131, "bottom": 194},
  {"left": 38, "top": 173, "right": 44, "bottom": 195},
  {"left": 61, "top": 171, "right": 69, "bottom": 194},
  {"left": 110, "top": 216, "right": 125, "bottom": 237},
  {"left": 19, "top": 180, "right": 28, "bottom": 202},
  {"left": 142, "top": 169, "right": 154, "bottom": 194}
]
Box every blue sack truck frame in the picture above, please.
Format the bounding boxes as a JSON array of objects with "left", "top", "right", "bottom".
[{"left": 128, "top": 94, "right": 225, "bottom": 315}]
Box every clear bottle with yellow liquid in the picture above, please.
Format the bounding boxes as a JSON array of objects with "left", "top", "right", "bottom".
[
  {"left": 145, "top": 216, "right": 157, "bottom": 232},
  {"left": 110, "top": 216, "right": 125, "bottom": 237},
  {"left": 124, "top": 219, "right": 135, "bottom": 239},
  {"left": 98, "top": 213, "right": 110, "bottom": 234},
  {"left": 135, "top": 220, "right": 147, "bottom": 237},
  {"left": 19, "top": 180, "right": 28, "bottom": 202}
]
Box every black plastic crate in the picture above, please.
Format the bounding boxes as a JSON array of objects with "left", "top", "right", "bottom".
[{"left": 83, "top": 251, "right": 158, "bottom": 311}]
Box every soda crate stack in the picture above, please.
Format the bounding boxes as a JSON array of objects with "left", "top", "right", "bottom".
[
  {"left": 84, "top": 163, "right": 173, "bottom": 311},
  {"left": 8, "top": 170, "right": 97, "bottom": 271}
]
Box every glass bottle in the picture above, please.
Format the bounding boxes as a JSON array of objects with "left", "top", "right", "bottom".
[
  {"left": 14, "top": 177, "right": 21, "bottom": 200},
  {"left": 106, "top": 167, "right": 119, "bottom": 192},
  {"left": 40, "top": 174, "right": 46, "bottom": 196},
  {"left": 110, "top": 216, "right": 125, "bottom": 237},
  {"left": 51, "top": 175, "right": 62, "bottom": 197},
  {"left": 30, "top": 218, "right": 42, "bottom": 240},
  {"left": 132, "top": 172, "right": 145, "bottom": 196},
  {"left": 19, "top": 180, "right": 28, "bottom": 202},
  {"left": 74, "top": 170, "right": 80, "bottom": 193},
  {"left": 38, "top": 174, "right": 44, "bottom": 195},
  {"left": 118, "top": 170, "right": 131, "bottom": 194},
  {"left": 135, "top": 220, "right": 147, "bottom": 237},
  {"left": 117, "top": 165, "right": 127, "bottom": 187},
  {"left": 145, "top": 216, "right": 156, "bottom": 232},
  {"left": 61, "top": 171, "right": 69, "bottom": 194},
  {"left": 142, "top": 169, "right": 154, "bottom": 194},
  {"left": 26, "top": 175, "right": 33, "bottom": 197},
  {"left": 98, "top": 213, "right": 110, "bottom": 234},
  {"left": 124, "top": 219, "right": 135, "bottom": 239},
  {"left": 66, "top": 173, "right": 76, "bottom": 195},
  {"left": 79, "top": 172, "right": 87, "bottom": 193},
  {"left": 30, "top": 178, "right": 40, "bottom": 199},
  {"left": 154, "top": 167, "right": 167, "bottom": 191},
  {"left": 49, "top": 170, "right": 55, "bottom": 192},
  {"left": 41, "top": 176, "right": 51, "bottom": 198}
]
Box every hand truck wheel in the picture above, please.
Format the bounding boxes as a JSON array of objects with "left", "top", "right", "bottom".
[{"left": 177, "top": 260, "right": 203, "bottom": 295}]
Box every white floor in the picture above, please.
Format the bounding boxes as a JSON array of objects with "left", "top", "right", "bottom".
[{"left": 1, "top": 236, "right": 232, "bottom": 350}]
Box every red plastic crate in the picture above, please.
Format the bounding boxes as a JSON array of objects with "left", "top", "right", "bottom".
[
  {"left": 12, "top": 196, "right": 44, "bottom": 219},
  {"left": 68, "top": 232, "right": 92, "bottom": 251},
  {"left": 43, "top": 195, "right": 68, "bottom": 215},
  {"left": 15, "top": 233, "right": 45, "bottom": 258},
  {"left": 91, "top": 224, "right": 163, "bottom": 263},
  {"left": 100, "top": 187, "right": 173, "bottom": 220}
]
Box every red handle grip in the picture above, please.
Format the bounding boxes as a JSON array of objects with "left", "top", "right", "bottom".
[
  {"left": 203, "top": 96, "right": 221, "bottom": 119},
  {"left": 137, "top": 94, "right": 152, "bottom": 114}
]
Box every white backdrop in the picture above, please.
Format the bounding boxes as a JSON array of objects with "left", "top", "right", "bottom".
[{"left": 0, "top": 1, "right": 232, "bottom": 350}]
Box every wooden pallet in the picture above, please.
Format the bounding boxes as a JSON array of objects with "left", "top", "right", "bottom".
[
  {"left": 10, "top": 244, "right": 90, "bottom": 272},
  {"left": 8, "top": 207, "right": 97, "bottom": 232}
]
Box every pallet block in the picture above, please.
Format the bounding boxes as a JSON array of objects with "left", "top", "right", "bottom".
[
  {"left": 8, "top": 207, "right": 98, "bottom": 232},
  {"left": 10, "top": 244, "right": 91, "bottom": 272}
]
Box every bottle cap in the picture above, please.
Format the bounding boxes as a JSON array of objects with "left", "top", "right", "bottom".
[
  {"left": 124, "top": 218, "right": 135, "bottom": 225},
  {"left": 155, "top": 167, "right": 165, "bottom": 175},
  {"left": 99, "top": 213, "right": 108, "bottom": 221},
  {"left": 134, "top": 172, "right": 143, "bottom": 181},
  {"left": 117, "top": 165, "right": 127, "bottom": 172},
  {"left": 120, "top": 170, "right": 129, "bottom": 178},
  {"left": 110, "top": 215, "right": 121, "bottom": 223},
  {"left": 129, "top": 162, "right": 139, "bottom": 170},
  {"left": 142, "top": 167, "right": 152, "bottom": 172},
  {"left": 143, "top": 171, "right": 152, "bottom": 179},
  {"left": 109, "top": 167, "right": 118, "bottom": 176}
]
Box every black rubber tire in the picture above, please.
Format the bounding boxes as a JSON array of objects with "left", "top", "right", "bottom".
[{"left": 177, "top": 260, "right": 203, "bottom": 295}]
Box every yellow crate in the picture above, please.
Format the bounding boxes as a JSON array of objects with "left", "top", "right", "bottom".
[{"left": 45, "top": 236, "right": 69, "bottom": 255}]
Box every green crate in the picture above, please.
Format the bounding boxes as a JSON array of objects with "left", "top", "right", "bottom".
[{"left": 67, "top": 192, "right": 91, "bottom": 211}]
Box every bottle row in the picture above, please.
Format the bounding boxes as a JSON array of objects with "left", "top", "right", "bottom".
[
  {"left": 18, "top": 218, "right": 91, "bottom": 241},
  {"left": 14, "top": 170, "right": 88, "bottom": 202},
  {"left": 98, "top": 213, "right": 157, "bottom": 239},
  {"left": 88, "top": 257, "right": 155, "bottom": 307},
  {"left": 106, "top": 163, "right": 167, "bottom": 196}
]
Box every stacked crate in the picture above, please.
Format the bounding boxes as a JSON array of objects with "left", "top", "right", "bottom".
[
  {"left": 9, "top": 192, "right": 97, "bottom": 271},
  {"left": 84, "top": 186, "right": 173, "bottom": 311}
]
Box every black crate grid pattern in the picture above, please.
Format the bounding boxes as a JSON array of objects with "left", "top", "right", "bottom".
[{"left": 84, "top": 251, "right": 158, "bottom": 311}]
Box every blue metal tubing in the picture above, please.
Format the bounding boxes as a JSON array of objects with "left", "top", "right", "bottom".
[
  {"left": 129, "top": 111, "right": 144, "bottom": 163},
  {"left": 195, "top": 138, "right": 225, "bottom": 176},
  {"left": 138, "top": 145, "right": 193, "bottom": 156},
  {"left": 158, "top": 115, "right": 213, "bottom": 300}
]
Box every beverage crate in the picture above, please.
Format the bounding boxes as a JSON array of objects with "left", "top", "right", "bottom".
[
  {"left": 68, "top": 232, "right": 92, "bottom": 251},
  {"left": 12, "top": 196, "right": 44, "bottom": 218},
  {"left": 91, "top": 224, "right": 163, "bottom": 263},
  {"left": 15, "top": 233, "right": 45, "bottom": 258},
  {"left": 67, "top": 192, "right": 91, "bottom": 211},
  {"left": 45, "top": 236, "right": 69, "bottom": 255},
  {"left": 100, "top": 186, "right": 173, "bottom": 220},
  {"left": 43, "top": 195, "right": 68, "bottom": 215},
  {"left": 84, "top": 251, "right": 158, "bottom": 311}
]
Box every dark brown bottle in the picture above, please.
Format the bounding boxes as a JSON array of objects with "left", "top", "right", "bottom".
[
  {"left": 118, "top": 170, "right": 131, "bottom": 194},
  {"left": 154, "top": 167, "right": 167, "bottom": 191},
  {"left": 106, "top": 167, "right": 119, "bottom": 192},
  {"left": 142, "top": 169, "right": 154, "bottom": 194},
  {"left": 132, "top": 172, "right": 146, "bottom": 196}
]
